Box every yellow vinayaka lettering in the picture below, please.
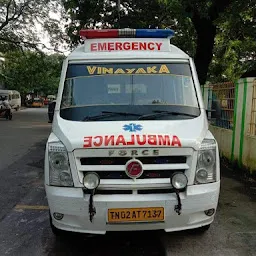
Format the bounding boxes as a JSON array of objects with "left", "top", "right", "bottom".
[
  {"left": 159, "top": 65, "right": 170, "bottom": 74},
  {"left": 114, "top": 68, "right": 126, "bottom": 74},
  {"left": 126, "top": 68, "right": 135, "bottom": 74},
  {"left": 135, "top": 68, "right": 147, "bottom": 74},
  {"left": 97, "top": 67, "right": 102, "bottom": 74},
  {"left": 102, "top": 67, "right": 113, "bottom": 74},
  {"left": 87, "top": 66, "right": 97, "bottom": 75},
  {"left": 147, "top": 66, "right": 157, "bottom": 73}
]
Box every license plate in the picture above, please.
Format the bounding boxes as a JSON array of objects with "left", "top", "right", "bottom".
[{"left": 108, "top": 207, "right": 164, "bottom": 223}]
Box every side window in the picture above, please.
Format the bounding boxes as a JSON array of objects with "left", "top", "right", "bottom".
[{"left": 61, "top": 80, "right": 74, "bottom": 107}]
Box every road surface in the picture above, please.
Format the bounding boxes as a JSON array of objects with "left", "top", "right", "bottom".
[{"left": 0, "top": 108, "right": 255, "bottom": 256}]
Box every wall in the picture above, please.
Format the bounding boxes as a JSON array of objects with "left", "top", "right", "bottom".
[
  {"left": 243, "top": 136, "right": 256, "bottom": 171},
  {"left": 209, "top": 125, "right": 232, "bottom": 159},
  {"left": 205, "top": 78, "right": 256, "bottom": 173}
]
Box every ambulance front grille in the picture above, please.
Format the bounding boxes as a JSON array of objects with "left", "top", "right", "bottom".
[
  {"left": 83, "top": 188, "right": 182, "bottom": 195},
  {"left": 74, "top": 148, "right": 194, "bottom": 193},
  {"left": 80, "top": 156, "right": 186, "bottom": 165},
  {"left": 82, "top": 169, "right": 185, "bottom": 179}
]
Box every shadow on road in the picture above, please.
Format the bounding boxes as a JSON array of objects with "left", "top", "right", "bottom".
[{"left": 44, "top": 230, "right": 165, "bottom": 256}]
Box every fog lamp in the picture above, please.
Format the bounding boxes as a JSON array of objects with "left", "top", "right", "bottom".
[
  {"left": 83, "top": 172, "right": 100, "bottom": 190},
  {"left": 171, "top": 173, "right": 188, "bottom": 190},
  {"left": 204, "top": 208, "right": 215, "bottom": 216},
  {"left": 53, "top": 212, "right": 64, "bottom": 220}
]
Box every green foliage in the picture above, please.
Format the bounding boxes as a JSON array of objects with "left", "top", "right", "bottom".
[
  {"left": 64, "top": 0, "right": 237, "bottom": 84},
  {"left": 1, "top": 51, "right": 64, "bottom": 96},
  {"left": 0, "top": 0, "right": 65, "bottom": 52},
  {"left": 62, "top": 0, "right": 175, "bottom": 46},
  {"left": 209, "top": 1, "right": 256, "bottom": 82},
  {"left": 1, "top": 0, "right": 253, "bottom": 87}
]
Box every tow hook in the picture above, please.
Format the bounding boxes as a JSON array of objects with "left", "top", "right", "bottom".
[
  {"left": 170, "top": 172, "right": 187, "bottom": 215},
  {"left": 89, "top": 190, "right": 96, "bottom": 222},
  {"left": 174, "top": 188, "right": 182, "bottom": 215},
  {"left": 83, "top": 172, "right": 100, "bottom": 222}
]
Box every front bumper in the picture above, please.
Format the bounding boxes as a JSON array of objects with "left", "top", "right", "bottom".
[{"left": 46, "top": 181, "right": 220, "bottom": 234}]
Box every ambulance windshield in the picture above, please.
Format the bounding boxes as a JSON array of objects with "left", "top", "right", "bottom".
[{"left": 60, "top": 63, "right": 200, "bottom": 121}]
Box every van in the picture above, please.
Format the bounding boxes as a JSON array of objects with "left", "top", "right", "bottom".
[
  {"left": 0, "top": 90, "right": 21, "bottom": 111},
  {"left": 45, "top": 29, "right": 220, "bottom": 236}
]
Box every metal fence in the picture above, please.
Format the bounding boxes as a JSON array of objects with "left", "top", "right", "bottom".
[
  {"left": 249, "top": 80, "right": 256, "bottom": 136},
  {"left": 207, "top": 82, "right": 235, "bottom": 130}
]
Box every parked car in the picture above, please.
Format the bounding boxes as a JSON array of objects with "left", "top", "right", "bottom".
[
  {"left": 31, "top": 98, "right": 44, "bottom": 107},
  {"left": 48, "top": 100, "right": 56, "bottom": 123}
]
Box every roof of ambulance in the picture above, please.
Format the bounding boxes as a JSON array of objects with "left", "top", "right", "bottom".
[{"left": 67, "top": 39, "right": 190, "bottom": 61}]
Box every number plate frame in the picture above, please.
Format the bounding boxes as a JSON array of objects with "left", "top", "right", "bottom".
[{"left": 107, "top": 207, "right": 164, "bottom": 223}]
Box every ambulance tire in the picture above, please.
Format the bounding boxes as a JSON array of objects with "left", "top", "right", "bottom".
[
  {"left": 190, "top": 224, "right": 211, "bottom": 234},
  {"left": 49, "top": 214, "right": 67, "bottom": 237}
]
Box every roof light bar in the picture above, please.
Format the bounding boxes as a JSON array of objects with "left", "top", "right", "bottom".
[{"left": 80, "top": 28, "right": 174, "bottom": 39}]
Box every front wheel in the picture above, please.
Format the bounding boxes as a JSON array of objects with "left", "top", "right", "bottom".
[
  {"left": 5, "top": 111, "right": 12, "bottom": 120},
  {"left": 49, "top": 213, "right": 67, "bottom": 237}
]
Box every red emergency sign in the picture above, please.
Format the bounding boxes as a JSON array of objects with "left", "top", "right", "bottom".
[
  {"left": 83, "top": 134, "right": 181, "bottom": 148},
  {"left": 90, "top": 42, "right": 163, "bottom": 52}
]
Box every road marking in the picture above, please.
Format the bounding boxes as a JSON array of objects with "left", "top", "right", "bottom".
[{"left": 14, "top": 205, "right": 49, "bottom": 210}]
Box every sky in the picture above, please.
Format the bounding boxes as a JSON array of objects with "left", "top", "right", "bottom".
[{"left": 35, "top": 7, "right": 70, "bottom": 55}]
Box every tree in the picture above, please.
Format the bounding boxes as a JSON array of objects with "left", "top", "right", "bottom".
[
  {"left": 160, "top": 0, "right": 234, "bottom": 84},
  {"left": 62, "top": 0, "right": 174, "bottom": 47},
  {"left": 208, "top": 1, "right": 256, "bottom": 82},
  {"left": 162, "top": 0, "right": 256, "bottom": 83},
  {"left": 62, "top": 0, "right": 231, "bottom": 84},
  {"left": 62, "top": 0, "right": 255, "bottom": 84},
  {"left": 0, "top": 0, "right": 66, "bottom": 52},
  {"left": 1, "top": 51, "right": 64, "bottom": 96}
]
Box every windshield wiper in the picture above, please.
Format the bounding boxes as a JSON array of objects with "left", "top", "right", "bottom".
[
  {"left": 83, "top": 111, "right": 141, "bottom": 121},
  {"left": 138, "top": 110, "right": 198, "bottom": 120}
]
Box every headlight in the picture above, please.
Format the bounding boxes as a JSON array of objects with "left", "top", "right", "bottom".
[
  {"left": 198, "top": 150, "right": 215, "bottom": 168},
  {"left": 171, "top": 173, "right": 188, "bottom": 190},
  {"left": 83, "top": 172, "right": 100, "bottom": 190},
  {"left": 49, "top": 152, "right": 68, "bottom": 170},
  {"left": 48, "top": 141, "right": 73, "bottom": 187},
  {"left": 195, "top": 139, "right": 216, "bottom": 184}
]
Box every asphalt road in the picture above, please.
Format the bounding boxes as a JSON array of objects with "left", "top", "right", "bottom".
[{"left": 0, "top": 108, "right": 255, "bottom": 256}]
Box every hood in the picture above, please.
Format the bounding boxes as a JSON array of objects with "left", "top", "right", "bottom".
[{"left": 52, "top": 113, "right": 208, "bottom": 152}]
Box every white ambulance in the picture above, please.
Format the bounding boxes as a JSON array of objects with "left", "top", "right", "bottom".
[{"left": 45, "top": 28, "right": 220, "bottom": 236}]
